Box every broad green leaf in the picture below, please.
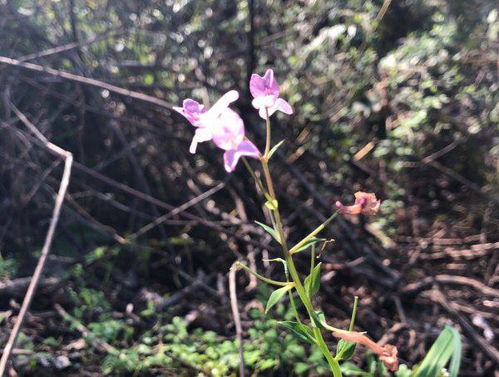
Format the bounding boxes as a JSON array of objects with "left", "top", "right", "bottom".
[
  {"left": 255, "top": 221, "right": 281, "bottom": 243},
  {"left": 336, "top": 339, "right": 357, "bottom": 361},
  {"left": 279, "top": 321, "right": 316, "bottom": 345},
  {"left": 264, "top": 199, "right": 278, "bottom": 210},
  {"left": 268, "top": 139, "right": 285, "bottom": 159},
  {"left": 292, "top": 237, "right": 325, "bottom": 254},
  {"left": 265, "top": 285, "right": 293, "bottom": 314},
  {"left": 305, "top": 262, "right": 322, "bottom": 297},
  {"left": 415, "top": 326, "right": 461, "bottom": 377}
]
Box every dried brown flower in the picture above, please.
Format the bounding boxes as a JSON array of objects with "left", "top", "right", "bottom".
[{"left": 332, "top": 331, "right": 399, "bottom": 371}]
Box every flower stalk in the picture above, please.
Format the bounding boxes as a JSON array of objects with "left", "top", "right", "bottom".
[
  {"left": 175, "top": 67, "right": 395, "bottom": 376},
  {"left": 258, "top": 114, "right": 342, "bottom": 376}
]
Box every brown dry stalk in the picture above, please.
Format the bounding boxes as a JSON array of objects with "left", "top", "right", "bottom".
[
  {"left": 229, "top": 265, "right": 246, "bottom": 377},
  {"left": 0, "top": 110, "right": 73, "bottom": 376},
  {"left": 0, "top": 56, "right": 175, "bottom": 110}
]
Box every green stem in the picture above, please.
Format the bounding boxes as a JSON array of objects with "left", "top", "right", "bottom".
[
  {"left": 264, "top": 108, "right": 271, "bottom": 157},
  {"left": 310, "top": 244, "right": 316, "bottom": 275},
  {"left": 314, "top": 329, "right": 343, "bottom": 377},
  {"left": 258, "top": 114, "right": 341, "bottom": 376},
  {"left": 289, "top": 211, "right": 340, "bottom": 255},
  {"left": 288, "top": 290, "right": 303, "bottom": 325},
  {"left": 349, "top": 296, "right": 359, "bottom": 331},
  {"left": 234, "top": 262, "right": 291, "bottom": 287},
  {"left": 241, "top": 157, "right": 272, "bottom": 201}
]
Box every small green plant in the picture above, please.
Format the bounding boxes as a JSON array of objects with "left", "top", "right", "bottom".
[
  {"left": 172, "top": 68, "right": 463, "bottom": 376},
  {"left": 0, "top": 252, "right": 17, "bottom": 281},
  {"left": 101, "top": 310, "right": 328, "bottom": 376}
]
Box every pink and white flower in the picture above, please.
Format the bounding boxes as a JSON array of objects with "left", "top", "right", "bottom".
[
  {"left": 250, "top": 69, "right": 293, "bottom": 119},
  {"left": 174, "top": 90, "right": 261, "bottom": 172},
  {"left": 173, "top": 90, "right": 239, "bottom": 154}
]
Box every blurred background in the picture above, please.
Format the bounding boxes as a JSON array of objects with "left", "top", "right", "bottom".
[{"left": 0, "top": 0, "right": 498, "bottom": 376}]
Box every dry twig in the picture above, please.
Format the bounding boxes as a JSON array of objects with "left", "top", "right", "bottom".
[
  {"left": 229, "top": 265, "right": 245, "bottom": 377},
  {"left": 0, "top": 108, "right": 73, "bottom": 376}
]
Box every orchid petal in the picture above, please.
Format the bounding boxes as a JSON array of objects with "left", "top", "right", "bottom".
[
  {"left": 183, "top": 99, "right": 204, "bottom": 114},
  {"left": 206, "top": 90, "right": 239, "bottom": 119},
  {"left": 258, "top": 105, "right": 278, "bottom": 119},
  {"left": 211, "top": 108, "right": 245, "bottom": 151},
  {"left": 264, "top": 69, "right": 280, "bottom": 96},
  {"left": 276, "top": 98, "right": 293, "bottom": 114},
  {"left": 223, "top": 140, "right": 261, "bottom": 172},
  {"left": 249, "top": 73, "right": 266, "bottom": 98},
  {"left": 251, "top": 94, "right": 278, "bottom": 110},
  {"left": 189, "top": 127, "right": 213, "bottom": 153}
]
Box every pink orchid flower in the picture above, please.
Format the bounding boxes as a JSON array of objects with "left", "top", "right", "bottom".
[
  {"left": 174, "top": 90, "right": 261, "bottom": 172},
  {"left": 336, "top": 192, "right": 381, "bottom": 216},
  {"left": 173, "top": 90, "right": 240, "bottom": 154},
  {"left": 210, "top": 108, "right": 261, "bottom": 172},
  {"left": 250, "top": 69, "right": 293, "bottom": 119}
]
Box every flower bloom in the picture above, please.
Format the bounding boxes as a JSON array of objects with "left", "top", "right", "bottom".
[
  {"left": 174, "top": 91, "right": 261, "bottom": 172},
  {"left": 336, "top": 192, "right": 381, "bottom": 216},
  {"left": 250, "top": 69, "right": 293, "bottom": 119},
  {"left": 332, "top": 331, "right": 399, "bottom": 371}
]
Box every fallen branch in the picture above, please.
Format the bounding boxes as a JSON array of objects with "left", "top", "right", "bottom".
[
  {"left": 0, "top": 277, "right": 59, "bottom": 298},
  {"left": 401, "top": 275, "right": 499, "bottom": 298},
  {"left": 0, "top": 56, "right": 175, "bottom": 110}
]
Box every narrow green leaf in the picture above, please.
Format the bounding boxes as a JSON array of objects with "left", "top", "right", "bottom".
[
  {"left": 336, "top": 339, "right": 357, "bottom": 361},
  {"left": 265, "top": 285, "right": 293, "bottom": 314},
  {"left": 311, "top": 310, "right": 326, "bottom": 329},
  {"left": 447, "top": 327, "right": 461, "bottom": 377},
  {"left": 255, "top": 221, "right": 281, "bottom": 243},
  {"left": 279, "top": 321, "right": 316, "bottom": 345},
  {"left": 415, "top": 326, "right": 461, "bottom": 377},
  {"left": 292, "top": 237, "right": 325, "bottom": 254},
  {"left": 268, "top": 139, "right": 285, "bottom": 159},
  {"left": 264, "top": 199, "right": 278, "bottom": 210},
  {"left": 304, "top": 262, "right": 322, "bottom": 297}
]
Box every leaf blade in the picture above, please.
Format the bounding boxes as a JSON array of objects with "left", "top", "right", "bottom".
[
  {"left": 279, "top": 321, "right": 316, "bottom": 345},
  {"left": 265, "top": 285, "right": 293, "bottom": 314},
  {"left": 255, "top": 221, "right": 281, "bottom": 243},
  {"left": 304, "top": 262, "right": 322, "bottom": 297},
  {"left": 268, "top": 139, "right": 285, "bottom": 159}
]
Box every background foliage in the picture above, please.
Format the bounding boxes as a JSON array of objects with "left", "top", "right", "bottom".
[{"left": 0, "top": 0, "right": 497, "bottom": 376}]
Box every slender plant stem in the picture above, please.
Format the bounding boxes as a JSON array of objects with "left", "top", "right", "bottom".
[
  {"left": 258, "top": 113, "right": 341, "bottom": 376},
  {"left": 349, "top": 296, "right": 359, "bottom": 331},
  {"left": 310, "top": 244, "right": 316, "bottom": 275},
  {"left": 284, "top": 261, "right": 303, "bottom": 325},
  {"left": 241, "top": 157, "right": 271, "bottom": 201},
  {"left": 264, "top": 108, "right": 271, "bottom": 157},
  {"left": 234, "top": 262, "right": 291, "bottom": 287},
  {"left": 288, "top": 290, "right": 303, "bottom": 324},
  {"left": 289, "top": 211, "right": 339, "bottom": 255}
]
